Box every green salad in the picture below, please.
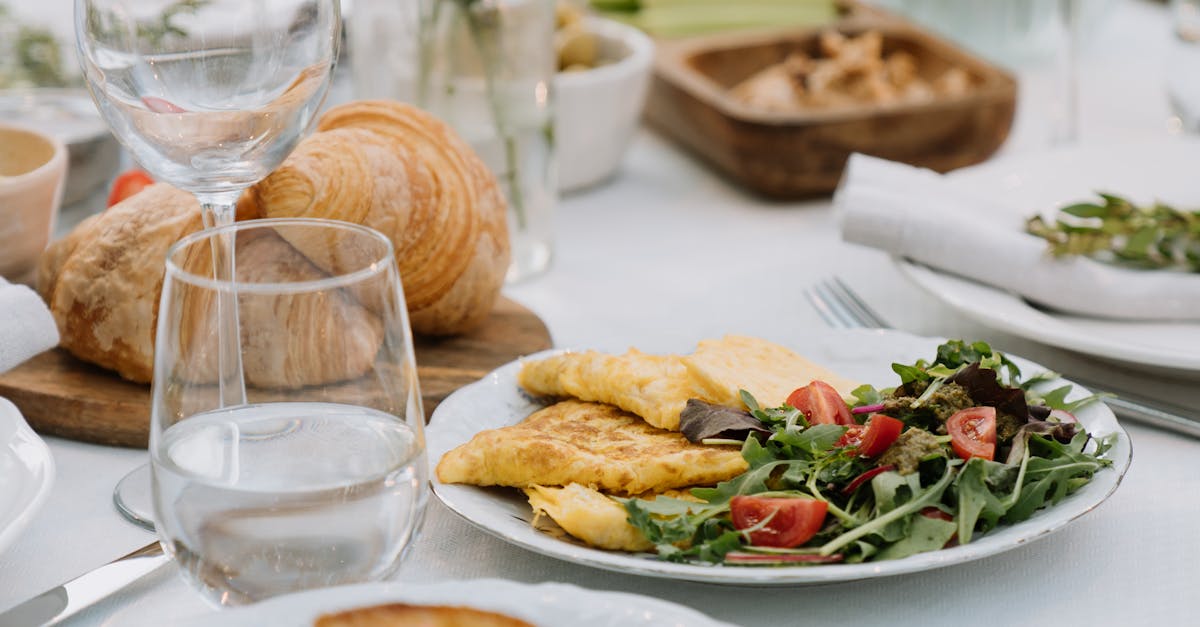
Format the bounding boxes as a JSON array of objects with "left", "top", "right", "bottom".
[{"left": 618, "top": 340, "right": 1116, "bottom": 566}]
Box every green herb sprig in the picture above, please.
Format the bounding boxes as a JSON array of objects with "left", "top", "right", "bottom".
[{"left": 1026, "top": 192, "right": 1200, "bottom": 271}]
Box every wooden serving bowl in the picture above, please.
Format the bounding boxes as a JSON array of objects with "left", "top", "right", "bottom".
[{"left": 645, "top": 16, "right": 1017, "bottom": 198}]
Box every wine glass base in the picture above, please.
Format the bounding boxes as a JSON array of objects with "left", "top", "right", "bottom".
[{"left": 113, "top": 463, "right": 156, "bottom": 532}]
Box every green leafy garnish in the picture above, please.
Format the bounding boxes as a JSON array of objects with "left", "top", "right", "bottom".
[{"left": 1027, "top": 192, "right": 1200, "bottom": 271}]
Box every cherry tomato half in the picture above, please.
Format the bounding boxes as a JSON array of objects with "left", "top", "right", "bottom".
[
  {"left": 857, "top": 413, "right": 904, "bottom": 457},
  {"left": 730, "top": 496, "right": 828, "bottom": 548},
  {"left": 786, "top": 381, "right": 854, "bottom": 426},
  {"left": 946, "top": 406, "right": 997, "bottom": 461},
  {"left": 107, "top": 170, "right": 154, "bottom": 207},
  {"left": 836, "top": 425, "right": 865, "bottom": 448}
]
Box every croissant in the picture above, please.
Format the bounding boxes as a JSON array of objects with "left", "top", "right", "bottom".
[
  {"left": 172, "top": 227, "right": 383, "bottom": 389},
  {"left": 37, "top": 184, "right": 381, "bottom": 387},
  {"left": 245, "top": 100, "right": 510, "bottom": 336}
]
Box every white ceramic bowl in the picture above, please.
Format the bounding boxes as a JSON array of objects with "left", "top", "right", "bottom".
[{"left": 554, "top": 17, "right": 654, "bottom": 193}]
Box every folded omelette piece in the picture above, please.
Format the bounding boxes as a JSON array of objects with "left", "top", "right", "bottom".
[
  {"left": 684, "top": 335, "right": 860, "bottom": 408},
  {"left": 525, "top": 484, "right": 705, "bottom": 552},
  {"left": 517, "top": 336, "right": 860, "bottom": 431},
  {"left": 525, "top": 484, "right": 653, "bottom": 552},
  {"left": 435, "top": 400, "right": 747, "bottom": 495},
  {"left": 517, "top": 349, "right": 692, "bottom": 430}
]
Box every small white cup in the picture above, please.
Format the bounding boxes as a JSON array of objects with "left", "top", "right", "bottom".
[{"left": 0, "top": 124, "right": 67, "bottom": 284}]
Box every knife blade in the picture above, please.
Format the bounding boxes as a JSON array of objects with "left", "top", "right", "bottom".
[
  {"left": 0, "top": 541, "right": 168, "bottom": 626},
  {"left": 1066, "top": 375, "right": 1200, "bottom": 439}
]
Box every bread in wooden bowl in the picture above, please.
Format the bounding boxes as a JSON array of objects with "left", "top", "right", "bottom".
[
  {"left": 313, "top": 603, "right": 533, "bottom": 627},
  {"left": 646, "top": 11, "right": 1015, "bottom": 198}
]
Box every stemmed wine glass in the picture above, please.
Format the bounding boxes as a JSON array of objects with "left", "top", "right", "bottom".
[{"left": 74, "top": 0, "right": 342, "bottom": 529}]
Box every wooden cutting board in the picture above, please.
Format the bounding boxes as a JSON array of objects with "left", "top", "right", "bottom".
[{"left": 0, "top": 297, "right": 552, "bottom": 448}]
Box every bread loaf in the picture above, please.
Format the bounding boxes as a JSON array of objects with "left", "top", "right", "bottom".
[
  {"left": 313, "top": 603, "right": 533, "bottom": 627},
  {"left": 247, "top": 100, "right": 510, "bottom": 336},
  {"left": 37, "top": 184, "right": 204, "bottom": 382},
  {"left": 37, "top": 100, "right": 511, "bottom": 383},
  {"left": 37, "top": 185, "right": 381, "bottom": 387}
]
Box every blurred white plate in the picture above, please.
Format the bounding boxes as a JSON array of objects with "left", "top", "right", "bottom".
[
  {"left": 427, "top": 329, "right": 1131, "bottom": 586},
  {"left": 896, "top": 138, "right": 1200, "bottom": 373},
  {"left": 169, "top": 578, "right": 735, "bottom": 626},
  {"left": 0, "top": 397, "right": 54, "bottom": 554}
]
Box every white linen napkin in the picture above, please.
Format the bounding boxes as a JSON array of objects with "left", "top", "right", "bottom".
[
  {"left": 0, "top": 277, "right": 59, "bottom": 373},
  {"left": 834, "top": 153, "right": 1200, "bottom": 321}
]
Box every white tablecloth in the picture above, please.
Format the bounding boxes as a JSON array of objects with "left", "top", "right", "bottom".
[{"left": 2, "top": 1, "right": 1198, "bottom": 625}]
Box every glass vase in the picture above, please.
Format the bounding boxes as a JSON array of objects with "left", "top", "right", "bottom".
[{"left": 417, "top": 0, "right": 557, "bottom": 283}]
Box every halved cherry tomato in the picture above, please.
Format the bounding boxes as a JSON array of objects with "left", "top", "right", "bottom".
[
  {"left": 857, "top": 413, "right": 903, "bottom": 457},
  {"left": 836, "top": 425, "right": 865, "bottom": 448},
  {"left": 786, "top": 381, "right": 854, "bottom": 426},
  {"left": 107, "top": 170, "right": 154, "bottom": 207},
  {"left": 946, "top": 406, "right": 996, "bottom": 461},
  {"left": 730, "top": 496, "right": 827, "bottom": 548}
]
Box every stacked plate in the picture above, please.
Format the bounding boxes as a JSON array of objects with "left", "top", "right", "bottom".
[{"left": 896, "top": 139, "right": 1200, "bottom": 376}]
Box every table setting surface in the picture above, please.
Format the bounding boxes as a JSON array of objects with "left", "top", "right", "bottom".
[{"left": 2, "top": 1, "right": 1199, "bottom": 625}]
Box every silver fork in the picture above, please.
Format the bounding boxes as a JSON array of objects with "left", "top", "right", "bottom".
[{"left": 806, "top": 277, "right": 1200, "bottom": 438}]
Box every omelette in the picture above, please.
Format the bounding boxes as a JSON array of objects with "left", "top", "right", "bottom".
[
  {"left": 524, "top": 484, "right": 654, "bottom": 551},
  {"left": 683, "top": 335, "right": 861, "bottom": 407},
  {"left": 518, "top": 335, "right": 860, "bottom": 430},
  {"left": 516, "top": 349, "right": 692, "bottom": 430},
  {"left": 525, "top": 483, "right": 704, "bottom": 552},
  {"left": 435, "top": 400, "right": 747, "bottom": 495}
]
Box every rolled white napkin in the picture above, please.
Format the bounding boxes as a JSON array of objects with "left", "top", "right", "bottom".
[
  {"left": 834, "top": 153, "right": 1200, "bottom": 321},
  {"left": 0, "top": 277, "right": 59, "bottom": 372}
]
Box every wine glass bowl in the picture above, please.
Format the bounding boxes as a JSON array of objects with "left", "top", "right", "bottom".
[
  {"left": 75, "top": 0, "right": 339, "bottom": 204},
  {"left": 150, "top": 219, "right": 427, "bottom": 606}
]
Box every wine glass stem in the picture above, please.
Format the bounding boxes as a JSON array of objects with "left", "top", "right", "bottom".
[{"left": 196, "top": 191, "right": 248, "bottom": 408}]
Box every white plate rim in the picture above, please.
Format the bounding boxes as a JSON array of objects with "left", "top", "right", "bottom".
[
  {"left": 169, "top": 578, "right": 738, "bottom": 626},
  {"left": 426, "top": 329, "right": 1132, "bottom": 586},
  {"left": 0, "top": 397, "right": 55, "bottom": 555},
  {"left": 895, "top": 258, "right": 1200, "bottom": 371}
]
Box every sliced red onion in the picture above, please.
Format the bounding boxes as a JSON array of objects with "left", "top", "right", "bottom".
[
  {"left": 724, "top": 552, "right": 844, "bottom": 565},
  {"left": 852, "top": 403, "right": 886, "bottom": 415},
  {"left": 1048, "top": 409, "right": 1078, "bottom": 424}
]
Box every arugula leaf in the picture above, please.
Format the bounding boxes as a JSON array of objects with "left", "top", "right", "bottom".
[
  {"left": 869, "top": 471, "right": 924, "bottom": 542},
  {"left": 819, "top": 463, "right": 956, "bottom": 556},
  {"left": 953, "top": 457, "right": 1014, "bottom": 544},
  {"left": 622, "top": 499, "right": 696, "bottom": 547},
  {"left": 741, "top": 390, "right": 809, "bottom": 429},
  {"left": 771, "top": 423, "right": 846, "bottom": 456},
  {"left": 1005, "top": 433, "right": 1112, "bottom": 523},
  {"left": 851, "top": 384, "right": 884, "bottom": 406},
  {"left": 892, "top": 363, "right": 930, "bottom": 384},
  {"left": 874, "top": 513, "right": 957, "bottom": 561},
  {"left": 1025, "top": 381, "right": 1111, "bottom": 414}
]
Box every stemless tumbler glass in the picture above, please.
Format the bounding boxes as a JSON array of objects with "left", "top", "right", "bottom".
[{"left": 150, "top": 219, "right": 428, "bottom": 606}]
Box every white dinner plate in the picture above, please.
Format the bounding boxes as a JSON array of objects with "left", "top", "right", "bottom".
[
  {"left": 427, "top": 329, "right": 1132, "bottom": 586},
  {"left": 896, "top": 138, "right": 1200, "bottom": 373},
  {"left": 0, "top": 397, "right": 55, "bottom": 554},
  {"left": 169, "top": 578, "right": 735, "bottom": 626}
]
